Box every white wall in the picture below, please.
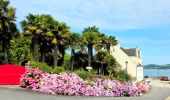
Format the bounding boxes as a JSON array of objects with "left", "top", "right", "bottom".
[
  {"left": 136, "top": 66, "right": 144, "bottom": 82},
  {"left": 110, "top": 44, "right": 137, "bottom": 78},
  {"left": 129, "top": 57, "right": 142, "bottom": 65}
]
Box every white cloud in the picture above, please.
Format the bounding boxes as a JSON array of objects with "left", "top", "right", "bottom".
[
  {"left": 10, "top": 0, "right": 170, "bottom": 31},
  {"left": 118, "top": 37, "right": 170, "bottom": 45}
]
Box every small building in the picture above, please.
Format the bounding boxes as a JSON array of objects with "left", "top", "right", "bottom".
[{"left": 109, "top": 43, "right": 144, "bottom": 82}]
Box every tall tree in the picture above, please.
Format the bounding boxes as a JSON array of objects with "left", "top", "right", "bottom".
[
  {"left": 107, "top": 36, "right": 118, "bottom": 51},
  {"left": 69, "top": 33, "right": 81, "bottom": 71},
  {"left": 21, "top": 14, "right": 52, "bottom": 62},
  {"left": 95, "top": 51, "right": 117, "bottom": 75},
  {"left": 82, "top": 26, "right": 100, "bottom": 67},
  {"left": 46, "top": 21, "right": 71, "bottom": 67},
  {"left": 95, "top": 51, "right": 108, "bottom": 75},
  {"left": 0, "top": 0, "right": 18, "bottom": 63},
  {"left": 57, "top": 22, "right": 71, "bottom": 66},
  {"left": 96, "top": 34, "right": 118, "bottom": 52},
  {"left": 21, "top": 14, "right": 40, "bottom": 62},
  {"left": 39, "top": 14, "right": 54, "bottom": 63}
]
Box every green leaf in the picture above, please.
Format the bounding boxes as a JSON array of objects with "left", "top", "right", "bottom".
[
  {"left": 28, "top": 26, "right": 37, "bottom": 30},
  {"left": 52, "top": 38, "right": 57, "bottom": 44}
]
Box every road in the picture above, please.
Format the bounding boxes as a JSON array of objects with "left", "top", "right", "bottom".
[{"left": 0, "top": 79, "right": 170, "bottom": 100}]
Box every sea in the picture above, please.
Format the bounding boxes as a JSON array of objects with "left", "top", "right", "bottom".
[{"left": 144, "top": 69, "right": 170, "bottom": 79}]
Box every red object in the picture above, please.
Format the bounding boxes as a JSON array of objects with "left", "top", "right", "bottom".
[
  {"left": 161, "top": 76, "right": 169, "bottom": 81},
  {"left": 0, "top": 64, "right": 25, "bottom": 85}
]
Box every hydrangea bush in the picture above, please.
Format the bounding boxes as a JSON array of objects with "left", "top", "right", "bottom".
[
  {"left": 20, "top": 68, "right": 43, "bottom": 89},
  {"left": 20, "top": 68, "right": 151, "bottom": 96}
]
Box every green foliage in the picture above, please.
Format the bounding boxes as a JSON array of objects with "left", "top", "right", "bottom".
[
  {"left": 75, "top": 69, "right": 93, "bottom": 80},
  {"left": 30, "top": 61, "right": 53, "bottom": 73},
  {"left": 75, "top": 69, "right": 115, "bottom": 80},
  {"left": 63, "top": 53, "right": 71, "bottom": 70},
  {"left": 8, "top": 36, "right": 32, "bottom": 65},
  {"left": 0, "top": 0, "right": 18, "bottom": 63},
  {"left": 95, "top": 51, "right": 118, "bottom": 75},
  {"left": 69, "top": 33, "right": 81, "bottom": 49},
  {"left": 82, "top": 26, "right": 100, "bottom": 47},
  {"left": 95, "top": 51, "right": 109, "bottom": 64},
  {"left": 30, "top": 61, "right": 65, "bottom": 74},
  {"left": 73, "top": 52, "right": 88, "bottom": 70},
  {"left": 30, "top": 61, "right": 130, "bottom": 82},
  {"left": 53, "top": 66, "right": 65, "bottom": 74},
  {"left": 115, "top": 70, "right": 131, "bottom": 82}
]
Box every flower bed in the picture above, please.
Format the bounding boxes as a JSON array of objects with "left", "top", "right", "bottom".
[{"left": 20, "top": 68, "right": 151, "bottom": 96}]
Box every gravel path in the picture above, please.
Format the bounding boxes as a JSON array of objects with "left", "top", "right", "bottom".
[{"left": 0, "top": 79, "right": 170, "bottom": 100}]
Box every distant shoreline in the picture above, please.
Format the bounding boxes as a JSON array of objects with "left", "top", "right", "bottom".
[
  {"left": 144, "top": 64, "right": 170, "bottom": 69},
  {"left": 144, "top": 68, "right": 170, "bottom": 69}
]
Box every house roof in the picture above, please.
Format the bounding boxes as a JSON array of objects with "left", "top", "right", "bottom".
[{"left": 121, "top": 48, "right": 137, "bottom": 56}]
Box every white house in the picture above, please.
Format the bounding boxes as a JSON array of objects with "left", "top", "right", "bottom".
[{"left": 109, "top": 43, "right": 144, "bottom": 82}]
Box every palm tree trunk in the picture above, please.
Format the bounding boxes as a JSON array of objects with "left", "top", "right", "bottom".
[
  {"left": 41, "top": 51, "right": 46, "bottom": 63},
  {"left": 34, "top": 36, "right": 39, "bottom": 62},
  {"left": 101, "top": 63, "right": 104, "bottom": 75},
  {"left": 2, "top": 39, "right": 8, "bottom": 63},
  {"left": 88, "top": 45, "right": 92, "bottom": 67},
  {"left": 70, "top": 49, "right": 75, "bottom": 71},
  {"left": 58, "top": 45, "right": 65, "bottom": 66},
  {"left": 54, "top": 44, "right": 58, "bottom": 67}
]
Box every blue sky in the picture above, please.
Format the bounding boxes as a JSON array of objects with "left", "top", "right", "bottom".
[{"left": 10, "top": 0, "right": 170, "bottom": 65}]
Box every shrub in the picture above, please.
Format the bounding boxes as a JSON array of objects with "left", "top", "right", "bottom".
[
  {"left": 20, "top": 68, "right": 43, "bottom": 89},
  {"left": 20, "top": 68, "right": 151, "bottom": 96},
  {"left": 30, "top": 61, "right": 53, "bottom": 73},
  {"left": 115, "top": 70, "right": 131, "bottom": 82},
  {"left": 75, "top": 69, "right": 93, "bottom": 80},
  {"left": 8, "top": 37, "right": 32, "bottom": 65},
  {"left": 30, "top": 62, "right": 65, "bottom": 74},
  {"left": 75, "top": 69, "right": 115, "bottom": 80},
  {"left": 53, "top": 66, "right": 65, "bottom": 74},
  {"left": 137, "top": 81, "right": 151, "bottom": 94}
]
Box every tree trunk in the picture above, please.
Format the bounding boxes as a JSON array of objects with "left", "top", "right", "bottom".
[
  {"left": 87, "top": 45, "right": 93, "bottom": 67},
  {"left": 41, "top": 51, "right": 46, "bottom": 63},
  {"left": 58, "top": 45, "right": 65, "bottom": 66},
  {"left": 2, "top": 39, "right": 8, "bottom": 63},
  {"left": 34, "top": 36, "right": 39, "bottom": 62},
  {"left": 70, "top": 49, "right": 75, "bottom": 71},
  {"left": 101, "top": 63, "right": 104, "bottom": 75},
  {"left": 54, "top": 44, "right": 58, "bottom": 67},
  {"left": 40, "top": 42, "right": 46, "bottom": 63}
]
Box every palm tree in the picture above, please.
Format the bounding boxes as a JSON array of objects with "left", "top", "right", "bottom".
[
  {"left": 107, "top": 36, "right": 118, "bottom": 51},
  {"left": 21, "top": 14, "right": 44, "bottom": 62},
  {"left": 95, "top": 51, "right": 108, "bottom": 75},
  {"left": 57, "top": 22, "right": 71, "bottom": 66},
  {"left": 95, "top": 51, "right": 117, "bottom": 75},
  {"left": 95, "top": 34, "right": 107, "bottom": 51},
  {"left": 82, "top": 26, "right": 100, "bottom": 68},
  {"left": 39, "top": 14, "right": 54, "bottom": 63},
  {"left": 46, "top": 21, "right": 71, "bottom": 67},
  {"left": 21, "top": 14, "right": 55, "bottom": 63},
  {"left": 96, "top": 34, "right": 118, "bottom": 52},
  {"left": 0, "top": 0, "right": 18, "bottom": 63},
  {"left": 69, "top": 33, "right": 81, "bottom": 71}
]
